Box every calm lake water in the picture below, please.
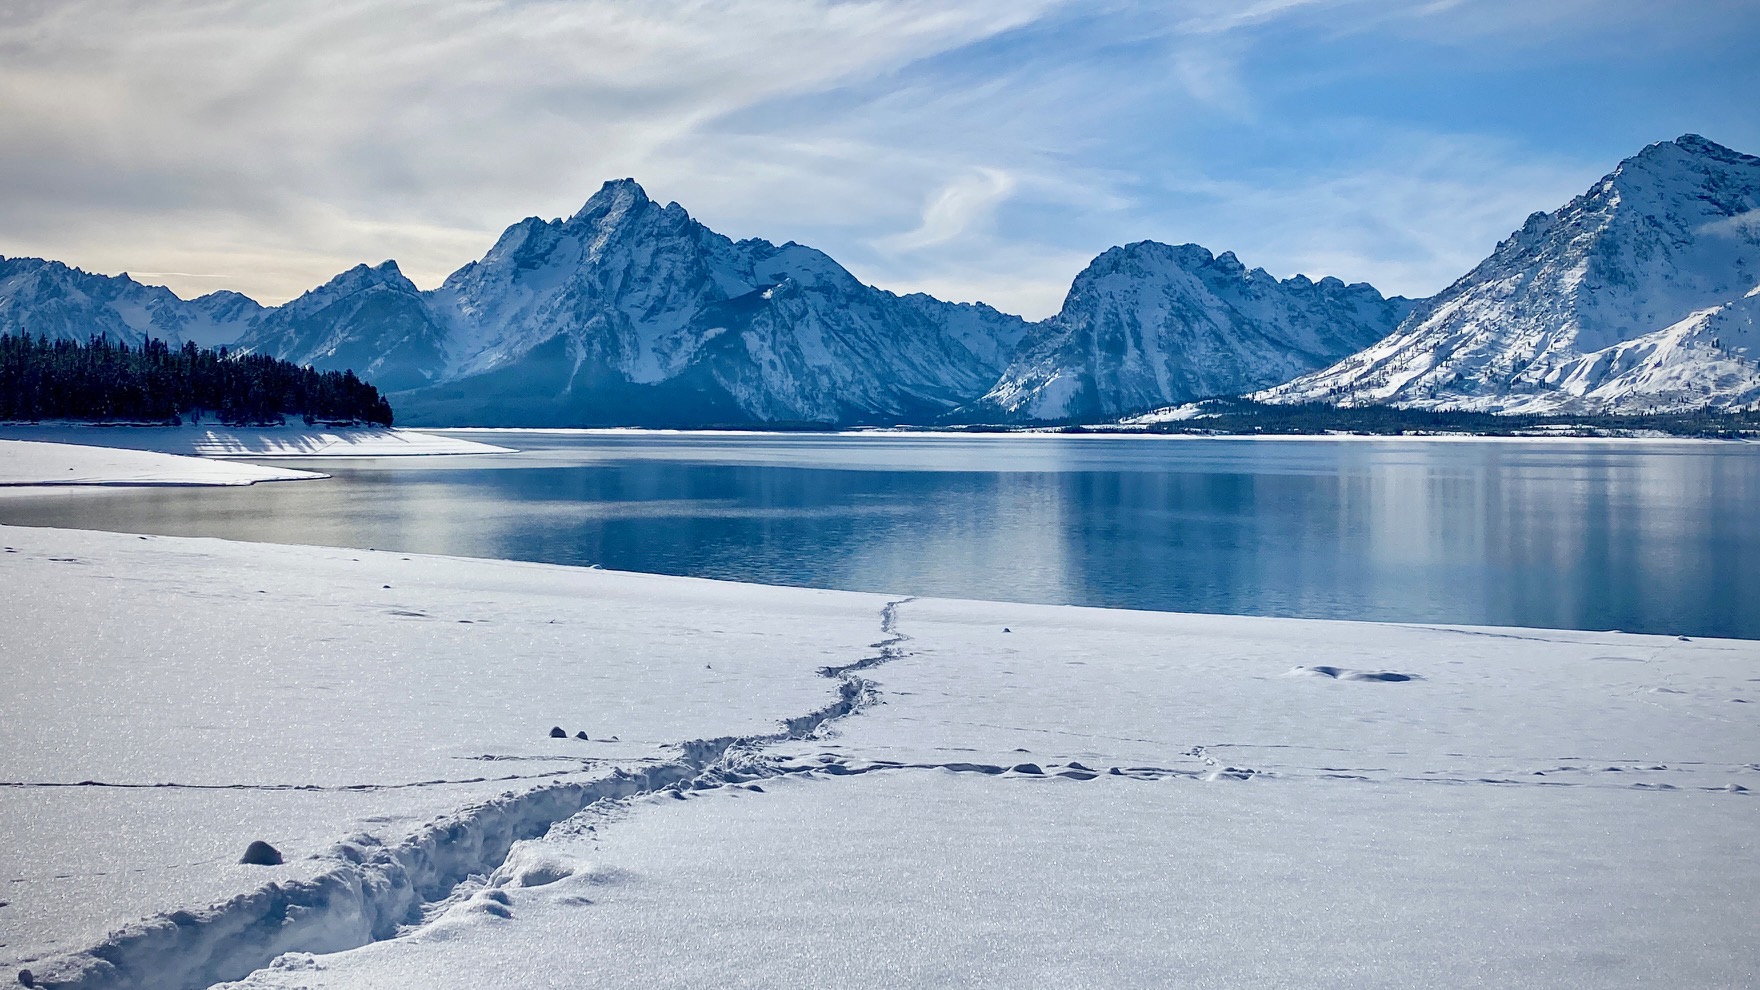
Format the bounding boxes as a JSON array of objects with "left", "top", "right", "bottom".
[{"left": 4, "top": 432, "right": 1757, "bottom": 639}]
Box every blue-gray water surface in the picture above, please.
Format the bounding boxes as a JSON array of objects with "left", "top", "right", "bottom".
[{"left": 4, "top": 432, "right": 1756, "bottom": 639}]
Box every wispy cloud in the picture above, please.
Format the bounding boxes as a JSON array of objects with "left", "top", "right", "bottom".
[
  {"left": 874, "top": 168, "right": 1019, "bottom": 253},
  {"left": 0, "top": 0, "right": 1064, "bottom": 302}
]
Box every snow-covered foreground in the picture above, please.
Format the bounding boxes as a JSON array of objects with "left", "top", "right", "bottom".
[
  {"left": 0, "top": 525, "right": 890, "bottom": 988},
  {"left": 0, "top": 440, "right": 324, "bottom": 490},
  {"left": 2, "top": 527, "right": 1755, "bottom": 989},
  {"left": 0, "top": 424, "right": 512, "bottom": 458}
]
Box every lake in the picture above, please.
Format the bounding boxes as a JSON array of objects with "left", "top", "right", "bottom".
[{"left": 4, "top": 431, "right": 1756, "bottom": 639}]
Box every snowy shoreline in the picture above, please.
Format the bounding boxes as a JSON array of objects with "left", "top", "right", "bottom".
[
  {"left": 0, "top": 439, "right": 327, "bottom": 492},
  {"left": 436, "top": 425, "right": 1746, "bottom": 444},
  {"left": 3, "top": 523, "right": 1756, "bottom": 989},
  {"left": 0, "top": 424, "right": 515, "bottom": 458},
  {"left": 0, "top": 426, "right": 515, "bottom": 495}
]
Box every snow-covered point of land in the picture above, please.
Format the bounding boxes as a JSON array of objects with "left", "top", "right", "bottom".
[
  {"left": 4, "top": 525, "right": 1754, "bottom": 989},
  {"left": 1259, "top": 134, "right": 1760, "bottom": 414},
  {"left": 966, "top": 242, "right": 1412, "bottom": 423},
  {"left": 0, "top": 424, "right": 513, "bottom": 458},
  {"left": 0, "top": 440, "right": 324, "bottom": 490}
]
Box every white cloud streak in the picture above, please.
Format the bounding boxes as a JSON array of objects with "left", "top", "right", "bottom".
[
  {"left": 0, "top": 0, "right": 1062, "bottom": 301},
  {"left": 874, "top": 168, "right": 1019, "bottom": 253}
]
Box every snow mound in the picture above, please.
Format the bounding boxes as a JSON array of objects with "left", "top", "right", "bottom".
[{"left": 494, "top": 845, "right": 581, "bottom": 888}]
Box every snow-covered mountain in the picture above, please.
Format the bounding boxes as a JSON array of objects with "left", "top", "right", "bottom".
[
  {"left": 28, "top": 134, "right": 1758, "bottom": 426},
  {"left": 0, "top": 256, "right": 264, "bottom": 349},
  {"left": 237, "top": 261, "right": 449, "bottom": 393},
  {"left": 962, "top": 242, "right": 1413, "bottom": 423},
  {"left": 1258, "top": 135, "right": 1760, "bottom": 414},
  {"left": 240, "top": 180, "right": 1031, "bottom": 426}
]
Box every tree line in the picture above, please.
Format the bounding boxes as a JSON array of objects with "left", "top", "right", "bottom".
[
  {"left": 1124, "top": 399, "right": 1760, "bottom": 439},
  {"left": 0, "top": 334, "right": 394, "bottom": 426}
]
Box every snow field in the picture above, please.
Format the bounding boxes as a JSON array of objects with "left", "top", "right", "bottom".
[
  {"left": 218, "top": 594, "right": 1760, "bottom": 989},
  {"left": 3, "top": 526, "right": 1755, "bottom": 989},
  {"left": 0, "top": 525, "right": 893, "bottom": 987},
  {"left": 0, "top": 440, "right": 324, "bottom": 490},
  {"left": 221, "top": 772, "right": 1758, "bottom": 990}
]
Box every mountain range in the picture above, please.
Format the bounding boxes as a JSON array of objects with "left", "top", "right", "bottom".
[
  {"left": 3, "top": 134, "right": 1757, "bottom": 424},
  {"left": 0, "top": 257, "right": 262, "bottom": 350}
]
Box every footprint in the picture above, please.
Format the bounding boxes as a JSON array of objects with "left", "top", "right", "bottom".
[{"left": 1289, "top": 665, "right": 1419, "bottom": 682}]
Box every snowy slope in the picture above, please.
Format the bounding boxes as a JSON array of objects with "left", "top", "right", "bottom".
[
  {"left": 0, "top": 524, "right": 895, "bottom": 988},
  {"left": 0, "top": 257, "right": 264, "bottom": 348},
  {"left": 235, "top": 261, "right": 451, "bottom": 393},
  {"left": 965, "top": 242, "right": 1412, "bottom": 423},
  {"left": 213, "top": 593, "right": 1760, "bottom": 990},
  {"left": 240, "top": 180, "right": 1032, "bottom": 427},
  {"left": 1259, "top": 135, "right": 1760, "bottom": 414}
]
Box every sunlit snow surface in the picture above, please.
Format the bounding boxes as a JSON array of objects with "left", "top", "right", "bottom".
[
  {"left": 0, "top": 440, "right": 324, "bottom": 490},
  {"left": 3, "top": 527, "right": 1756, "bottom": 989},
  {"left": 0, "top": 426, "right": 512, "bottom": 459},
  {"left": 0, "top": 525, "right": 888, "bottom": 986}
]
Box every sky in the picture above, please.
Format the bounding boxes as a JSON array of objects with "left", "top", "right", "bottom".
[{"left": 1, "top": 0, "right": 1756, "bottom": 319}]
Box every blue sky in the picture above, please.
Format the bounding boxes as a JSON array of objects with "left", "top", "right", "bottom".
[{"left": 1, "top": 0, "right": 1755, "bottom": 317}]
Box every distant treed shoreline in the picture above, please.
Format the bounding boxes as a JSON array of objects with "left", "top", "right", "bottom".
[{"left": 0, "top": 334, "right": 393, "bottom": 426}]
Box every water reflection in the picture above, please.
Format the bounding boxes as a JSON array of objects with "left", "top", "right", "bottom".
[{"left": 2, "top": 434, "right": 1754, "bottom": 639}]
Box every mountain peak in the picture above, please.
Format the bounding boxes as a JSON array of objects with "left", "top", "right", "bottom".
[
  {"left": 1093, "top": 241, "right": 1217, "bottom": 275},
  {"left": 348, "top": 259, "right": 406, "bottom": 280},
  {"left": 1262, "top": 133, "right": 1760, "bottom": 414},
  {"left": 1670, "top": 133, "right": 1749, "bottom": 161},
  {"left": 309, "top": 259, "right": 417, "bottom": 300},
  {"left": 568, "top": 178, "right": 652, "bottom": 225},
  {"left": 1621, "top": 133, "right": 1759, "bottom": 178}
]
